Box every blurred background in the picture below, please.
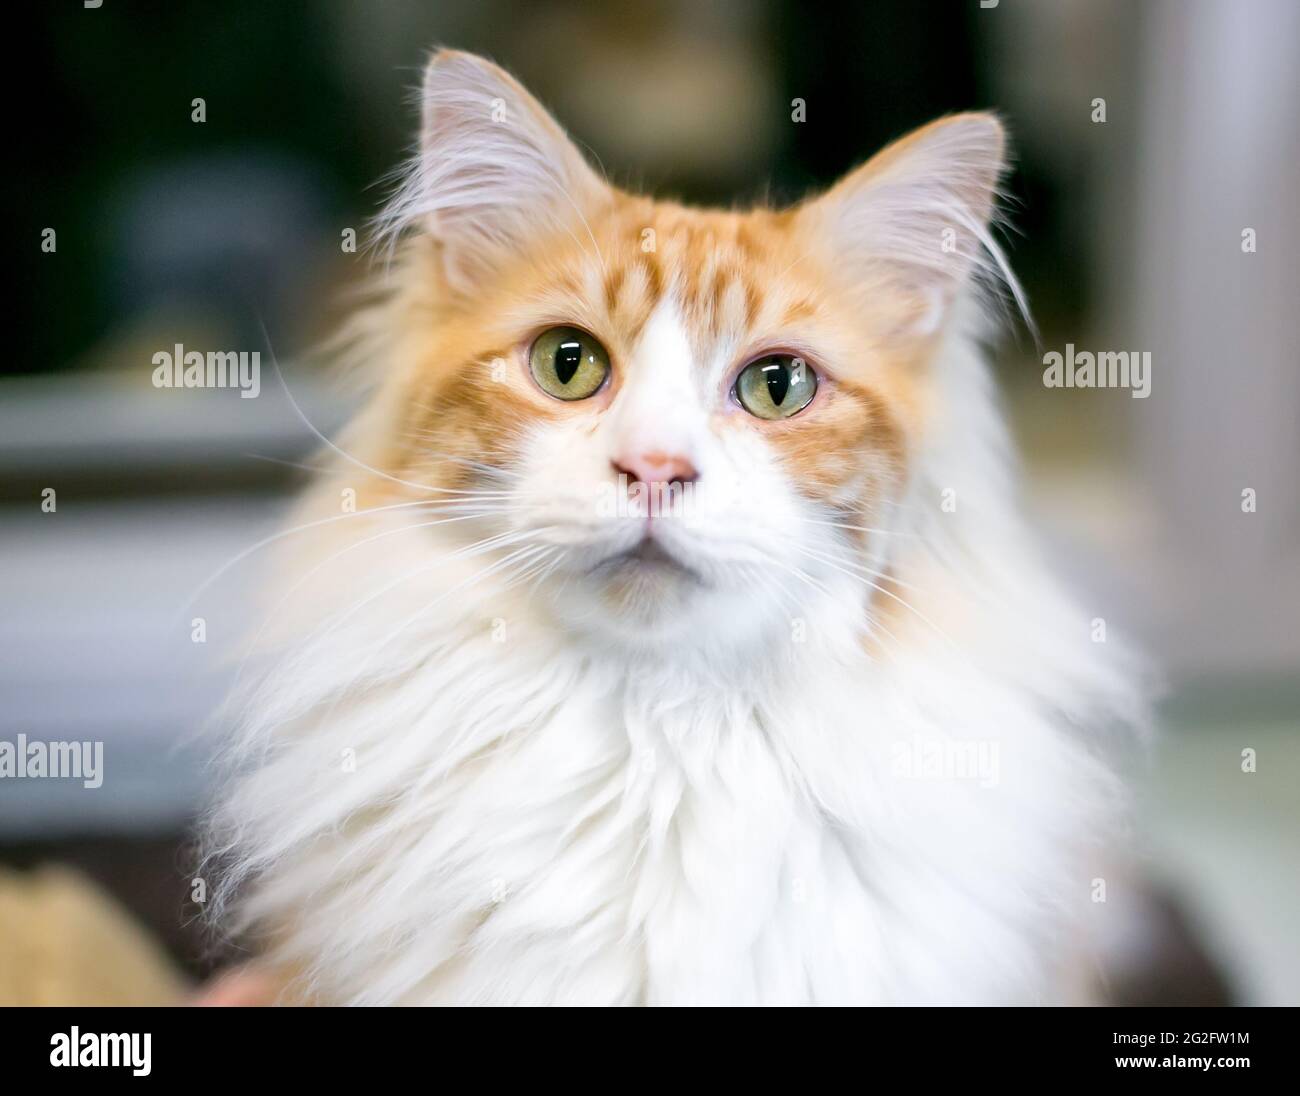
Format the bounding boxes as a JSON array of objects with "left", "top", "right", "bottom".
[{"left": 3, "top": 0, "right": 1297, "bottom": 1003}]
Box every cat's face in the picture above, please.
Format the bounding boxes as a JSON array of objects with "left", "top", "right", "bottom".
[{"left": 371, "top": 52, "right": 1009, "bottom": 650}]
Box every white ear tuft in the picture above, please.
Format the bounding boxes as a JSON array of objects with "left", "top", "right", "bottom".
[
  {"left": 376, "top": 50, "right": 607, "bottom": 288},
  {"left": 804, "top": 113, "right": 1027, "bottom": 332}
]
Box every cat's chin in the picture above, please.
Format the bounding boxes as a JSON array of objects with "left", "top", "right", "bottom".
[
  {"left": 585, "top": 543, "right": 705, "bottom": 631},
  {"left": 543, "top": 551, "right": 783, "bottom": 654},
  {"left": 592, "top": 537, "right": 703, "bottom": 585}
]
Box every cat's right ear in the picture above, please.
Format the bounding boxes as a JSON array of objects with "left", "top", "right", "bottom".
[{"left": 379, "top": 50, "right": 608, "bottom": 291}]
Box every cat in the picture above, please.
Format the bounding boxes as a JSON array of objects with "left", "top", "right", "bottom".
[{"left": 206, "top": 49, "right": 1145, "bottom": 1005}]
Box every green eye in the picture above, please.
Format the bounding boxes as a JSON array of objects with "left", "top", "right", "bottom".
[
  {"left": 735, "top": 354, "right": 817, "bottom": 420},
  {"left": 528, "top": 326, "right": 610, "bottom": 400}
]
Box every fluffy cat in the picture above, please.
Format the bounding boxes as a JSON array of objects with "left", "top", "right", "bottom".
[{"left": 206, "top": 50, "right": 1144, "bottom": 1005}]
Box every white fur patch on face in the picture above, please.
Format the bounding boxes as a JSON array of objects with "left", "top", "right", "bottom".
[
  {"left": 604, "top": 297, "right": 706, "bottom": 463},
  {"left": 504, "top": 296, "right": 848, "bottom": 650}
]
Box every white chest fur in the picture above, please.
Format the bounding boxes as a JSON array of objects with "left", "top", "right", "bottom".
[{"left": 215, "top": 559, "right": 1109, "bottom": 1005}]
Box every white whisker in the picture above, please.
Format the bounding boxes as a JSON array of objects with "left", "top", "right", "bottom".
[{"left": 180, "top": 498, "right": 505, "bottom": 616}]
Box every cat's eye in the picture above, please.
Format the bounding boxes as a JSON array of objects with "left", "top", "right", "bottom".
[
  {"left": 734, "top": 354, "right": 818, "bottom": 420},
  {"left": 528, "top": 326, "right": 610, "bottom": 401}
]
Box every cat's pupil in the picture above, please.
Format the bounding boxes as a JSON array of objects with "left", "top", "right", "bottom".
[
  {"left": 555, "top": 339, "right": 582, "bottom": 385},
  {"left": 765, "top": 362, "right": 790, "bottom": 406}
]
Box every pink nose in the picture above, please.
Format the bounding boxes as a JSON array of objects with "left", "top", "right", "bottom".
[{"left": 612, "top": 450, "right": 699, "bottom": 486}]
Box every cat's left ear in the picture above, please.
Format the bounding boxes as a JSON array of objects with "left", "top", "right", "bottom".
[
  {"left": 799, "top": 113, "right": 1017, "bottom": 333},
  {"left": 381, "top": 50, "right": 609, "bottom": 290}
]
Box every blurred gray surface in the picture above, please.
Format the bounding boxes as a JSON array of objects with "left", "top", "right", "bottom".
[{"left": 0, "top": 372, "right": 349, "bottom": 835}]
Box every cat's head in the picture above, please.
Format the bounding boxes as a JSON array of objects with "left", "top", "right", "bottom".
[{"left": 362, "top": 50, "right": 1016, "bottom": 652}]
